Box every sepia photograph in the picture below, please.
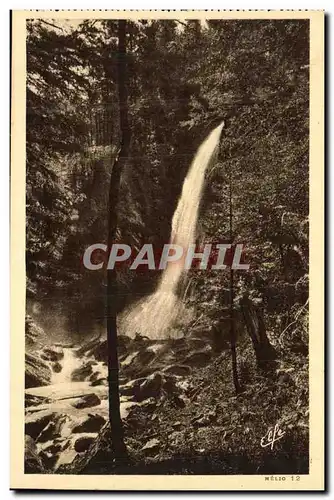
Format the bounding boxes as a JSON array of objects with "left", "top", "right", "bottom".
[{"left": 10, "top": 10, "right": 324, "bottom": 490}]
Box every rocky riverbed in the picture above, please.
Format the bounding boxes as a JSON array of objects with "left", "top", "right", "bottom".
[
  {"left": 24, "top": 314, "right": 309, "bottom": 476},
  {"left": 25, "top": 324, "right": 218, "bottom": 474}
]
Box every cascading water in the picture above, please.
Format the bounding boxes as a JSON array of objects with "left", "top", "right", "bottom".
[
  {"left": 121, "top": 122, "right": 224, "bottom": 339},
  {"left": 50, "top": 347, "right": 82, "bottom": 385}
]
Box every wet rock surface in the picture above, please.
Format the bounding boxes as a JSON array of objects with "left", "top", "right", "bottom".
[
  {"left": 91, "top": 378, "right": 108, "bottom": 387},
  {"left": 25, "top": 332, "right": 307, "bottom": 476},
  {"left": 41, "top": 346, "right": 64, "bottom": 362},
  {"left": 25, "top": 393, "right": 51, "bottom": 407},
  {"left": 73, "top": 393, "right": 101, "bottom": 409},
  {"left": 52, "top": 362, "right": 62, "bottom": 373},
  {"left": 24, "top": 332, "right": 216, "bottom": 472},
  {"left": 72, "top": 414, "right": 105, "bottom": 433},
  {"left": 25, "top": 413, "right": 56, "bottom": 440},
  {"left": 71, "top": 363, "right": 94, "bottom": 382},
  {"left": 25, "top": 353, "right": 52, "bottom": 388}
]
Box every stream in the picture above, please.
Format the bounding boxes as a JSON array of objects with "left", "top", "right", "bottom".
[{"left": 25, "top": 345, "right": 137, "bottom": 471}]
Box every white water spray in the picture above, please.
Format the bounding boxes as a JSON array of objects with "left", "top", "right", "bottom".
[
  {"left": 121, "top": 122, "right": 224, "bottom": 339},
  {"left": 50, "top": 348, "right": 82, "bottom": 385}
]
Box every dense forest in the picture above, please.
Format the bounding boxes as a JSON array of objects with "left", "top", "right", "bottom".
[{"left": 25, "top": 18, "right": 309, "bottom": 475}]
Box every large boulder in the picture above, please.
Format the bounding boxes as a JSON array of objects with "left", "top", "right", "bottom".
[
  {"left": 121, "top": 349, "right": 157, "bottom": 379},
  {"left": 91, "top": 378, "right": 108, "bottom": 387},
  {"left": 56, "top": 423, "right": 112, "bottom": 474},
  {"left": 25, "top": 435, "right": 45, "bottom": 473},
  {"left": 37, "top": 421, "right": 58, "bottom": 443},
  {"left": 90, "top": 335, "right": 131, "bottom": 362},
  {"left": 73, "top": 393, "right": 101, "bottom": 409},
  {"left": 25, "top": 412, "right": 55, "bottom": 440},
  {"left": 120, "top": 372, "right": 178, "bottom": 402},
  {"left": 72, "top": 414, "right": 106, "bottom": 433},
  {"left": 52, "top": 362, "right": 62, "bottom": 373},
  {"left": 36, "top": 414, "right": 69, "bottom": 443},
  {"left": 89, "top": 371, "right": 101, "bottom": 383},
  {"left": 71, "top": 363, "right": 93, "bottom": 382},
  {"left": 74, "top": 436, "right": 95, "bottom": 453},
  {"left": 120, "top": 377, "right": 145, "bottom": 399},
  {"left": 136, "top": 372, "right": 162, "bottom": 402},
  {"left": 41, "top": 442, "right": 62, "bottom": 455},
  {"left": 25, "top": 352, "right": 52, "bottom": 388},
  {"left": 40, "top": 345, "right": 64, "bottom": 362},
  {"left": 88, "top": 340, "right": 108, "bottom": 362}
]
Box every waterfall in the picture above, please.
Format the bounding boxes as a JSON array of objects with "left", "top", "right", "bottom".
[
  {"left": 50, "top": 348, "right": 82, "bottom": 385},
  {"left": 121, "top": 122, "right": 224, "bottom": 339}
]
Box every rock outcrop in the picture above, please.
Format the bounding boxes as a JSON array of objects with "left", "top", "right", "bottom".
[
  {"left": 25, "top": 353, "right": 52, "bottom": 388},
  {"left": 40, "top": 346, "right": 64, "bottom": 362},
  {"left": 71, "top": 363, "right": 93, "bottom": 382},
  {"left": 25, "top": 435, "right": 46, "bottom": 473}
]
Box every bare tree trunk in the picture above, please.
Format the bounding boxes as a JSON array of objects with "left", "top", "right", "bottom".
[
  {"left": 230, "top": 266, "right": 241, "bottom": 393},
  {"left": 107, "top": 20, "right": 131, "bottom": 461},
  {"left": 228, "top": 167, "right": 240, "bottom": 394},
  {"left": 241, "top": 295, "right": 276, "bottom": 370}
]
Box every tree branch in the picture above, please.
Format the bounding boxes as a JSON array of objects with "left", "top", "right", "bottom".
[{"left": 40, "top": 19, "right": 64, "bottom": 32}]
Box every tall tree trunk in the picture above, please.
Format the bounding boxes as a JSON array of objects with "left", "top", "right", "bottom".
[
  {"left": 106, "top": 20, "right": 130, "bottom": 460},
  {"left": 229, "top": 168, "right": 240, "bottom": 394},
  {"left": 230, "top": 267, "right": 240, "bottom": 393},
  {"left": 241, "top": 295, "right": 276, "bottom": 370}
]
